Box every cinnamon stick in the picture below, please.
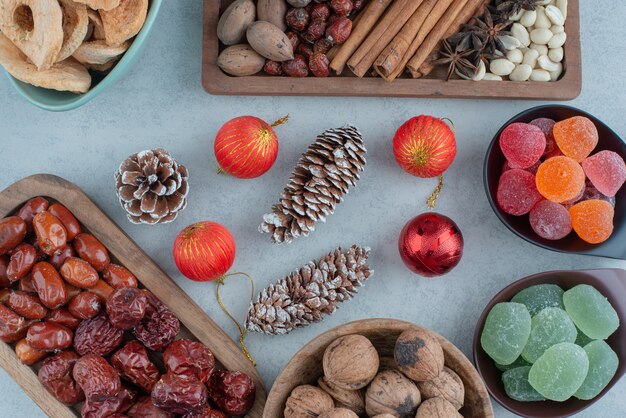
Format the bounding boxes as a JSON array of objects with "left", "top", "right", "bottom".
[
  {"left": 330, "top": 0, "right": 393, "bottom": 75},
  {"left": 347, "top": 0, "right": 425, "bottom": 78},
  {"left": 373, "top": 0, "right": 438, "bottom": 78},
  {"left": 407, "top": 0, "right": 471, "bottom": 77},
  {"left": 384, "top": 0, "right": 456, "bottom": 82}
]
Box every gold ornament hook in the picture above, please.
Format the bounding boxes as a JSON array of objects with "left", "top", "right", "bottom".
[{"left": 424, "top": 117, "right": 456, "bottom": 209}]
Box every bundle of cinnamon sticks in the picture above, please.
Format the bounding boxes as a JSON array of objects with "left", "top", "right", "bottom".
[{"left": 330, "top": 0, "right": 490, "bottom": 81}]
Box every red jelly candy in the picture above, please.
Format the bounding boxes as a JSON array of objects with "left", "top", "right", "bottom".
[
  {"left": 530, "top": 118, "right": 556, "bottom": 157},
  {"left": 499, "top": 123, "right": 546, "bottom": 169},
  {"left": 529, "top": 200, "right": 572, "bottom": 240},
  {"left": 497, "top": 169, "right": 543, "bottom": 216},
  {"left": 582, "top": 150, "right": 626, "bottom": 197}
]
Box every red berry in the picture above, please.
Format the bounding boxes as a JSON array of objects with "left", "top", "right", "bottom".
[
  {"left": 310, "top": 3, "right": 331, "bottom": 20},
  {"left": 309, "top": 52, "right": 330, "bottom": 77},
  {"left": 326, "top": 16, "right": 352, "bottom": 45},
  {"left": 282, "top": 54, "right": 309, "bottom": 77},
  {"left": 285, "top": 7, "right": 310, "bottom": 32},
  {"left": 303, "top": 18, "right": 326, "bottom": 43},
  {"left": 263, "top": 60, "right": 282, "bottom": 76},
  {"left": 331, "top": 0, "right": 354, "bottom": 16},
  {"left": 314, "top": 38, "right": 332, "bottom": 54},
  {"left": 296, "top": 43, "right": 314, "bottom": 60},
  {"left": 285, "top": 31, "right": 300, "bottom": 51}
]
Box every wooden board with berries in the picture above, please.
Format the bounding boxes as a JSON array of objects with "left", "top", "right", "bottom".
[
  {"left": 202, "top": 0, "right": 581, "bottom": 99},
  {"left": 0, "top": 174, "right": 266, "bottom": 418}
]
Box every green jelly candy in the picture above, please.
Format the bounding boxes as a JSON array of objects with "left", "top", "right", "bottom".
[
  {"left": 575, "top": 340, "right": 619, "bottom": 400},
  {"left": 522, "top": 307, "right": 577, "bottom": 363},
  {"left": 481, "top": 302, "right": 532, "bottom": 365},
  {"left": 528, "top": 342, "right": 589, "bottom": 402},
  {"left": 502, "top": 366, "right": 546, "bottom": 402},
  {"left": 512, "top": 284, "right": 565, "bottom": 316},
  {"left": 496, "top": 356, "right": 531, "bottom": 372},
  {"left": 563, "top": 284, "right": 619, "bottom": 340},
  {"left": 575, "top": 327, "right": 594, "bottom": 347}
]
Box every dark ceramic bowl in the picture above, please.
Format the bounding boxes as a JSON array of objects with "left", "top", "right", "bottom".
[
  {"left": 473, "top": 269, "right": 626, "bottom": 418},
  {"left": 484, "top": 105, "right": 626, "bottom": 260}
]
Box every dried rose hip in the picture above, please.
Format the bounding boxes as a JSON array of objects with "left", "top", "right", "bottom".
[
  {"left": 0, "top": 216, "right": 27, "bottom": 255},
  {"left": 310, "top": 3, "right": 331, "bottom": 20},
  {"left": 49, "top": 244, "right": 76, "bottom": 270},
  {"left": 102, "top": 264, "right": 138, "bottom": 289},
  {"left": 73, "top": 354, "right": 122, "bottom": 399},
  {"left": 207, "top": 371, "right": 256, "bottom": 416},
  {"left": 32, "top": 261, "right": 68, "bottom": 309},
  {"left": 81, "top": 387, "right": 136, "bottom": 418},
  {"left": 17, "top": 197, "right": 49, "bottom": 233},
  {"left": 15, "top": 338, "right": 48, "bottom": 365},
  {"left": 282, "top": 54, "right": 309, "bottom": 77},
  {"left": 33, "top": 212, "right": 67, "bottom": 256},
  {"left": 152, "top": 373, "right": 208, "bottom": 414},
  {"left": 47, "top": 307, "right": 82, "bottom": 330},
  {"left": 60, "top": 257, "right": 99, "bottom": 289},
  {"left": 0, "top": 255, "right": 10, "bottom": 288},
  {"left": 48, "top": 203, "right": 81, "bottom": 242},
  {"left": 296, "top": 43, "right": 314, "bottom": 60},
  {"left": 7, "top": 243, "right": 37, "bottom": 281},
  {"left": 314, "top": 38, "right": 332, "bottom": 54},
  {"left": 68, "top": 291, "right": 102, "bottom": 320},
  {"left": 309, "top": 51, "right": 330, "bottom": 77},
  {"left": 74, "top": 233, "right": 110, "bottom": 272},
  {"left": 39, "top": 350, "right": 85, "bottom": 405},
  {"left": 286, "top": 7, "right": 310, "bottom": 31},
  {"left": 6, "top": 290, "right": 48, "bottom": 319},
  {"left": 26, "top": 321, "right": 73, "bottom": 351},
  {"left": 111, "top": 340, "right": 161, "bottom": 392},
  {"left": 303, "top": 18, "right": 326, "bottom": 43},
  {"left": 134, "top": 292, "right": 180, "bottom": 352},
  {"left": 107, "top": 287, "right": 148, "bottom": 330},
  {"left": 264, "top": 60, "right": 283, "bottom": 76},
  {"left": 74, "top": 314, "right": 124, "bottom": 356},
  {"left": 285, "top": 31, "right": 300, "bottom": 51},
  {"left": 128, "top": 396, "right": 173, "bottom": 418},
  {"left": 331, "top": 0, "right": 354, "bottom": 15},
  {"left": 326, "top": 15, "right": 352, "bottom": 44},
  {"left": 163, "top": 339, "right": 215, "bottom": 383}
]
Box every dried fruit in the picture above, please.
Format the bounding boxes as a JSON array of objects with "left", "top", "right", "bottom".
[
  {"left": 0, "top": 216, "right": 27, "bottom": 255},
  {"left": 282, "top": 54, "right": 309, "bottom": 77},
  {"left": 164, "top": 339, "right": 215, "bottom": 383},
  {"left": 33, "top": 211, "right": 68, "bottom": 255},
  {"left": 49, "top": 244, "right": 76, "bottom": 270},
  {"left": 74, "top": 233, "right": 110, "bottom": 271},
  {"left": 313, "top": 38, "right": 332, "bottom": 54},
  {"left": 330, "top": 0, "right": 353, "bottom": 16},
  {"left": 18, "top": 274, "right": 37, "bottom": 293},
  {"left": 48, "top": 203, "right": 81, "bottom": 241},
  {"left": 134, "top": 291, "right": 180, "bottom": 352},
  {"left": 102, "top": 264, "right": 138, "bottom": 288},
  {"left": 7, "top": 243, "right": 37, "bottom": 281},
  {"left": 38, "top": 350, "right": 85, "bottom": 405},
  {"left": 106, "top": 287, "right": 148, "bottom": 330},
  {"left": 325, "top": 16, "right": 352, "bottom": 45},
  {"left": 285, "top": 385, "right": 334, "bottom": 418},
  {"left": 128, "top": 396, "right": 174, "bottom": 418},
  {"left": 32, "top": 261, "right": 68, "bottom": 309},
  {"left": 152, "top": 372, "right": 208, "bottom": 414},
  {"left": 309, "top": 51, "right": 330, "bottom": 77},
  {"left": 324, "top": 335, "right": 379, "bottom": 390},
  {"left": 26, "top": 321, "right": 73, "bottom": 351},
  {"left": 285, "top": 31, "right": 300, "bottom": 50},
  {"left": 310, "top": 3, "right": 330, "bottom": 20},
  {"left": 296, "top": 43, "right": 313, "bottom": 59},
  {"left": 207, "top": 370, "right": 256, "bottom": 416},
  {"left": 111, "top": 340, "right": 160, "bottom": 392},
  {"left": 81, "top": 387, "right": 136, "bottom": 418},
  {"left": 303, "top": 18, "right": 326, "bottom": 43},
  {"left": 74, "top": 314, "right": 124, "bottom": 356},
  {"left": 6, "top": 290, "right": 48, "bottom": 319},
  {"left": 17, "top": 197, "right": 49, "bottom": 233},
  {"left": 286, "top": 7, "right": 310, "bottom": 31},
  {"left": 15, "top": 338, "right": 48, "bottom": 365},
  {"left": 395, "top": 328, "right": 445, "bottom": 382},
  {"left": 68, "top": 291, "right": 102, "bottom": 319},
  {"left": 47, "top": 307, "right": 82, "bottom": 330},
  {"left": 89, "top": 279, "right": 115, "bottom": 301},
  {"left": 0, "top": 303, "right": 31, "bottom": 342},
  {"left": 0, "top": 255, "right": 10, "bottom": 287},
  {"left": 264, "top": 60, "right": 283, "bottom": 75},
  {"left": 73, "top": 354, "right": 122, "bottom": 399},
  {"left": 59, "top": 257, "right": 99, "bottom": 289}
]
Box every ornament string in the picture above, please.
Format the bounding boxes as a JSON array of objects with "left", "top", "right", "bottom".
[
  {"left": 426, "top": 118, "right": 456, "bottom": 209},
  {"left": 215, "top": 272, "right": 256, "bottom": 366}
]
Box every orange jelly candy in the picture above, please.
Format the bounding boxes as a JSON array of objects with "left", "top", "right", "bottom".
[
  {"left": 553, "top": 116, "right": 599, "bottom": 162},
  {"left": 569, "top": 200, "right": 614, "bottom": 244},
  {"left": 536, "top": 156, "right": 586, "bottom": 203}
]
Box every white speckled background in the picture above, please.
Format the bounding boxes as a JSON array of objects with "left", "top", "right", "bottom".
[{"left": 1, "top": 1, "right": 625, "bottom": 417}]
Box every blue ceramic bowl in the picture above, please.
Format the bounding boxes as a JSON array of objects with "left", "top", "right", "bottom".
[{"left": 2, "top": 0, "right": 163, "bottom": 112}]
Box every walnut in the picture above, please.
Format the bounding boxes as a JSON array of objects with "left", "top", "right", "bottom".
[
  {"left": 415, "top": 397, "right": 462, "bottom": 418},
  {"left": 319, "top": 408, "right": 359, "bottom": 418},
  {"left": 365, "top": 370, "right": 421, "bottom": 418},
  {"left": 284, "top": 385, "right": 334, "bottom": 418},
  {"left": 323, "top": 335, "right": 379, "bottom": 390},
  {"left": 318, "top": 377, "right": 365, "bottom": 415},
  {"left": 394, "top": 328, "right": 444, "bottom": 382},
  {"left": 371, "top": 415, "right": 397, "bottom": 418},
  {"left": 378, "top": 357, "right": 398, "bottom": 372},
  {"left": 417, "top": 367, "right": 465, "bottom": 410}
]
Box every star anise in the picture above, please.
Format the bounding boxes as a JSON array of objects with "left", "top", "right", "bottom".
[
  {"left": 463, "top": 7, "right": 513, "bottom": 55},
  {"left": 491, "top": 0, "right": 541, "bottom": 20},
  {"left": 432, "top": 39, "right": 477, "bottom": 81}
]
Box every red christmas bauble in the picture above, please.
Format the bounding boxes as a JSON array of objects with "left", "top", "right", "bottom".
[
  {"left": 173, "top": 221, "right": 236, "bottom": 282},
  {"left": 398, "top": 212, "right": 464, "bottom": 278},
  {"left": 393, "top": 115, "right": 457, "bottom": 178},
  {"left": 214, "top": 116, "right": 284, "bottom": 179}
]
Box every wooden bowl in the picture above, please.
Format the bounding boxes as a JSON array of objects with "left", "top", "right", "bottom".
[
  {"left": 473, "top": 269, "right": 626, "bottom": 418},
  {"left": 265, "top": 318, "right": 494, "bottom": 418}
]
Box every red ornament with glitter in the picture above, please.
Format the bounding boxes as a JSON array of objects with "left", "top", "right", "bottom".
[
  {"left": 214, "top": 115, "right": 288, "bottom": 179},
  {"left": 173, "top": 221, "right": 235, "bottom": 282},
  {"left": 398, "top": 212, "right": 464, "bottom": 278}
]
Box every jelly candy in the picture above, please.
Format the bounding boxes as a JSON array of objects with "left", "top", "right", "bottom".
[
  {"left": 562, "top": 186, "right": 585, "bottom": 209},
  {"left": 529, "top": 118, "right": 556, "bottom": 157},
  {"left": 496, "top": 356, "right": 531, "bottom": 372},
  {"left": 521, "top": 307, "right": 577, "bottom": 363},
  {"left": 511, "top": 284, "right": 564, "bottom": 316},
  {"left": 563, "top": 284, "right": 619, "bottom": 340},
  {"left": 536, "top": 156, "right": 586, "bottom": 203},
  {"left": 582, "top": 181, "right": 616, "bottom": 207},
  {"left": 569, "top": 200, "right": 614, "bottom": 244},
  {"left": 575, "top": 340, "right": 618, "bottom": 400},
  {"left": 528, "top": 342, "right": 589, "bottom": 402},
  {"left": 497, "top": 169, "right": 543, "bottom": 216},
  {"left": 502, "top": 160, "right": 540, "bottom": 175},
  {"left": 499, "top": 123, "right": 546, "bottom": 169},
  {"left": 575, "top": 327, "right": 594, "bottom": 348},
  {"left": 481, "top": 302, "right": 532, "bottom": 365},
  {"left": 529, "top": 200, "right": 572, "bottom": 240},
  {"left": 553, "top": 116, "right": 599, "bottom": 162},
  {"left": 582, "top": 150, "right": 626, "bottom": 197},
  {"left": 502, "top": 366, "right": 546, "bottom": 402}
]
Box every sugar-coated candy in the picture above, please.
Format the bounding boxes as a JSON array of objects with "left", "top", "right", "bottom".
[
  {"left": 497, "top": 169, "right": 543, "bottom": 216},
  {"left": 528, "top": 342, "right": 589, "bottom": 402},
  {"left": 481, "top": 302, "right": 532, "bottom": 365},
  {"left": 582, "top": 181, "right": 616, "bottom": 207},
  {"left": 569, "top": 200, "right": 614, "bottom": 244},
  {"left": 529, "top": 118, "right": 556, "bottom": 157},
  {"left": 536, "top": 156, "right": 586, "bottom": 203},
  {"left": 496, "top": 356, "right": 531, "bottom": 372},
  {"left": 582, "top": 150, "right": 626, "bottom": 197},
  {"left": 502, "top": 160, "right": 540, "bottom": 175},
  {"left": 562, "top": 185, "right": 585, "bottom": 208},
  {"left": 529, "top": 200, "right": 572, "bottom": 240},
  {"left": 575, "top": 327, "right": 594, "bottom": 348},
  {"left": 575, "top": 340, "right": 619, "bottom": 400},
  {"left": 512, "top": 284, "right": 565, "bottom": 316},
  {"left": 521, "top": 307, "right": 577, "bottom": 363},
  {"left": 553, "top": 116, "right": 599, "bottom": 162},
  {"left": 500, "top": 123, "right": 546, "bottom": 169},
  {"left": 563, "top": 284, "right": 619, "bottom": 340},
  {"left": 502, "top": 366, "right": 546, "bottom": 402}
]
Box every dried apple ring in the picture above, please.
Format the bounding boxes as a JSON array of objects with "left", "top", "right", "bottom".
[
  {"left": 73, "top": 0, "right": 120, "bottom": 11},
  {"left": 86, "top": 9, "right": 105, "bottom": 41},
  {"left": 85, "top": 59, "right": 118, "bottom": 73},
  {"left": 100, "top": 0, "right": 148, "bottom": 46},
  {"left": 56, "top": 0, "right": 88, "bottom": 62},
  {"left": 0, "top": 0, "right": 63, "bottom": 70},
  {"left": 72, "top": 40, "right": 129, "bottom": 65}
]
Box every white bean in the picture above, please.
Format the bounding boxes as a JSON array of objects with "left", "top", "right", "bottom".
[
  {"left": 509, "top": 64, "right": 533, "bottom": 81},
  {"left": 548, "top": 32, "right": 567, "bottom": 48},
  {"left": 490, "top": 59, "right": 515, "bottom": 76},
  {"left": 523, "top": 49, "right": 540, "bottom": 67},
  {"left": 534, "top": 7, "right": 552, "bottom": 28},
  {"left": 538, "top": 55, "right": 560, "bottom": 71},
  {"left": 506, "top": 49, "right": 524, "bottom": 64},
  {"left": 548, "top": 47, "right": 564, "bottom": 62},
  {"left": 472, "top": 60, "right": 486, "bottom": 81},
  {"left": 483, "top": 73, "right": 503, "bottom": 81},
  {"left": 512, "top": 23, "right": 531, "bottom": 47},
  {"left": 530, "top": 43, "right": 549, "bottom": 56},
  {"left": 550, "top": 62, "right": 563, "bottom": 81},
  {"left": 557, "top": 0, "right": 568, "bottom": 19},
  {"left": 530, "top": 28, "right": 553, "bottom": 45},
  {"left": 520, "top": 10, "right": 537, "bottom": 27},
  {"left": 530, "top": 69, "right": 551, "bottom": 81}
]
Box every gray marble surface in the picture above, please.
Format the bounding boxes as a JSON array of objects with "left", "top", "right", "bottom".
[{"left": 1, "top": 1, "right": 625, "bottom": 417}]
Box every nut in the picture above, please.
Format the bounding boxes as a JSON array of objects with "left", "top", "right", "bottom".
[
  {"left": 416, "top": 367, "right": 464, "bottom": 410},
  {"left": 545, "top": 5, "right": 565, "bottom": 26},
  {"left": 320, "top": 408, "right": 359, "bottom": 418},
  {"left": 529, "top": 28, "right": 553, "bottom": 45},
  {"left": 323, "top": 335, "right": 379, "bottom": 390},
  {"left": 318, "top": 377, "right": 365, "bottom": 415},
  {"left": 394, "top": 328, "right": 444, "bottom": 382},
  {"left": 415, "top": 397, "right": 462, "bottom": 418},
  {"left": 217, "top": 0, "right": 256, "bottom": 45},
  {"left": 257, "top": 0, "right": 288, "bottom": 31},
  {"left": 509, "top": 64, "right": 533, "bottom": 82},
  {"left": 217, "top": 44, "right": 266, "bottom": 76},
  {"left": 530, "top": 69, "right": 551, "bottom": 82},
  {"left": 489, "top": 59, "right": 515, "bottom": 77},
  {"left": 371, "top": 415, "right": 396, "bottom": 418},
  {"left": 246, "top": 21, "right": 295, "bottom": 61},
  {"left": 365, "top": 370, "right": 421, "bottom": 417},
  {"left": 285, "top": 385, "right": 334, "bottom": 418}
]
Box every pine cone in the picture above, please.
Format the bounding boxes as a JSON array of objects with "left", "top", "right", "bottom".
[
  {"left": 259, "top": 126, "right": 367, "bottom": 243},
  {"left": 246, "top": 245, "right": 373, "bottom": 335},
  {"left": 115, "top": 148, "right": 189, "bottom": 225}
]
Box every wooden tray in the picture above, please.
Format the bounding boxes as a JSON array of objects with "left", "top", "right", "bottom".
[
  {"left": 202, "top": 0, "right": 581, "bottom": 100},
  {"left": 0, "top": 174, "right": 266, "bottom": 418}
]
